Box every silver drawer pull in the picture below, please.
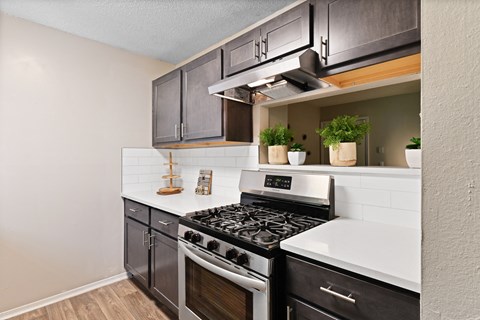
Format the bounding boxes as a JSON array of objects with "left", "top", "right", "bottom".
[
  {"left": 149, "top": 234, "right": 155, "bottom": 249},
  {"left": 129, "top": 208, "right": 139, "bottom": 213},
  {"left": 143, "top": 231, "right": 149, "bottom": 246},
  {"left": 320, "top": 286, "right": 356, "bottom": 304},
  {"left": 158, "top": 220, "right": 172, "bottom": 226}
]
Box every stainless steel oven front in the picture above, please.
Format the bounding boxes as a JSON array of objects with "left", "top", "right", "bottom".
[{"left": 178, "top": 239, "right": 270, "bottom": 320}]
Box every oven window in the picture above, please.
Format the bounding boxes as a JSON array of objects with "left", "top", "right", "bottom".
[{"left": 186, "top": 257, "right": 253, "bottom": 320}]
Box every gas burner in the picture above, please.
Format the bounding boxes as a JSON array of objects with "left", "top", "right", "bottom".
[{"left": 185, "top": 203, "right": 324, "bottom": 248}]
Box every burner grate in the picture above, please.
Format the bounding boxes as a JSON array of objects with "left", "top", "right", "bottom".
[{"left": 188, "top": 204, "right": 323, "bottom": 248}]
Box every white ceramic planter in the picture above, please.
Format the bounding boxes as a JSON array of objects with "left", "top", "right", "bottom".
[
  {"left": 288, "top": 151, "right": 306, "bottom": 166},
  {"left": 329, "top": 142, "right": 357, "bottom": 166},
  {"left": 405, "top": 149, "right": 421, "bottom": 168},
  {"left": 268, "top": 145, "right": 289, "bottom": 164}
]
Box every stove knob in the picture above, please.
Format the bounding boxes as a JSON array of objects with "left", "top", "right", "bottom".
[
  {"left": 236, "top": 253, "right": 249, "bottom": 266},
  {"left": 191, "top": 233, "right": 202, "bottom": 244},
  {"left": 225, "top": 248, "right": 238, "bottom": 260},
  {"left": 184, "top": 230, "right": 194, "bottom": 241},
  {"left": 207, "top": 240, "right": 219, "bottom": 251}
]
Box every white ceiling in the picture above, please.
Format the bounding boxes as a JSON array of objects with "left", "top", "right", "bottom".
[{"left": 0, "top": 0, "right": 297, "bottom": 64}]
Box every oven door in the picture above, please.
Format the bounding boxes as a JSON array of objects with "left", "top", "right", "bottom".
[{"left": 178, "top": 239, "right": 270, "bottom": 320}]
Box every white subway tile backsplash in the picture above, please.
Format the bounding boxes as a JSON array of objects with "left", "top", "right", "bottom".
[
  {"left": 122, "top": 183, "right": 151, "bottom": 193},
  {"left": 335, "top": 186, "right": 390, "bottom": 207},
  {"left": 138, "top": 174, "right": 163, "bottom": 183},
  {"left": 361, "top": 176, "right": 421, "bottom": 192},
  {"left": 362, "top": 205, "right": 420, "bottom": 229},
  {"left": 122, "top": 165, "right": 152, "bottom": 175},
  {"left": 333, "top": 174, "right": 361, "bottom": 187},
  {"left": 391, "top": 191, "right": 421, "bottom": 211},
  {"left": 122, "top": 157, "right": 138, "bottom": 166},
  {"left": 190, "top": 148, "right": 206, "bottom": 157},
  {"left": 214, "top": 157, "right": 236, "bottom": 167},
  {"left": 151, "top": 166, "right": 165, "bottom": 174},
  {"left": 138, "top": 157, "right": 163, "bottom": 166},
  {"left": 205, "top": 147, "right": 226, "bottom": 157},
  {"left": 122, "top": 175, "right": 139, "bottom": 184},
  {"left": 225, "top": 146, "right": 250, "bottom": 156},
  {"left": 335, "top": 201, "right": 363, "bottom": 219},
  {"left": 121, "top": 146, "right": 421, "bottom": 229},
  {"left": 236, "top": 156, "right": 259, "bottom": 169}
]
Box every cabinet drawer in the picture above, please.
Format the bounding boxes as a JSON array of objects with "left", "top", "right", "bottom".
[
  {"left": 150, "top": 208, "right": 179, "bottom": 238},
  {"left": 286, "top": 256, "right": 419, "bottom": 320},
  {"left": 287, "top": 296, "right": 339, "bottom": 320},
  {"left": 124, "top": 199, "right": 149, "bottom": 224}
]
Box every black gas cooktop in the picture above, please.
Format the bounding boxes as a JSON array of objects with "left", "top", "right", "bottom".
[{"left": 181, "top": 202, "right": 325, "bottom": 249}]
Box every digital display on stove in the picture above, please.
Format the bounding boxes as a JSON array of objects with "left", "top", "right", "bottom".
[{"left": 264, "top": 175, "right": 292, "bottom": 190}]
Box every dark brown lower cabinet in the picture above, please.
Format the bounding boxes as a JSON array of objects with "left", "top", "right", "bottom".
[
  {"left": 151, "top": 230, "right": 179, "bottom": 311},
  {"left": 286, "top": 255, "right": 419, "bottom": 320},
  {"left": 124, "top": 218, "right": 149, "bottom": 288},
  {"left": 287, "top": 297, "right": 340, "bottom": 320},
  {"left": 124, "top": 200, "right": 179, "bottom": 316}
]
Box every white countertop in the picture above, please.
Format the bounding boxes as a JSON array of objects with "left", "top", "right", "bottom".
[
  {"left": 121, "top": 191, "right": 240, "bottom": 216},
  {"left": 281, "top": 217, "right": 421, "bottom": 293}
]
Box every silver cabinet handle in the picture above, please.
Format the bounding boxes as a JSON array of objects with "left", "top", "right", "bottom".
[
  {"left": 174, "top": 124, "right": 178, "bottom": 139},
  {"left": 149, "top": 234, "right": 155, "bottom": 249},
  {"left": 142, "top": 231, "right": 149, "bottom": 246},
  {"left": 158, "top": 220, "right": 172, "bottom": 226},
  {"left": 320, "top": 286, "right": 356, "bottom": 304},
  {"left": 129, "top": 208, "right": 139, "bottom": 213},
  {"left": 286, "top": 306, "right": 292, "bottom": 320},
  {"left": 180, "top": 123, "right": 185, "bottom": 138}
]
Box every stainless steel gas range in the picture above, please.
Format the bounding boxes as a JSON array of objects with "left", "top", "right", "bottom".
[{"left": 178, "top": 170, "right": 335, "bottom": 320}]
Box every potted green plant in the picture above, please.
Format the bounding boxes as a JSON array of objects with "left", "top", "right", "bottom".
[
  {"left": 259, "top": 124, "right": 293, "bottom": 164},
  {"left": 316, "top": 115, "right": 370, "bottom": 166},
  {"left": 288, "top": 143, "right": 307, "bottom": 166},
  {"left": 405, "top": 137, "right": 421, "bottom": 168}
]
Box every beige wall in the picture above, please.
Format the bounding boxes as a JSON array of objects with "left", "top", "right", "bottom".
[
  {"left": 0, "top": 13, "right": 173, "bottom": 312},
  {"left": 422, "top": 1, "right": 480, "bottom": 319}
]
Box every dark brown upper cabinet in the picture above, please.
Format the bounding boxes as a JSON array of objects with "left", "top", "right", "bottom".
[
  {"left": 152, "top": 48, "right": 252, "bottom": 147},
  {"left": 317, "top": 0, "right": 420, "bottom": 76},
  {"left": 224, "top": 1, "right": 312, "bottom": 76},
  {"left": 182, "top": 49, "right": 223, "bottom": 141},
  {"left": 152, "top": 69, "right": 182, "bottom": 145}
]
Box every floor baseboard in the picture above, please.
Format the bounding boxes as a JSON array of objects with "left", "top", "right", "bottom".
[{"left": 0, "top": 272, "right": 128, "bottom": 320}]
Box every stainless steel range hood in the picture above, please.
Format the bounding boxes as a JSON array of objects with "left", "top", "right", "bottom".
[{"left": 208, "top": 49, "right": 330, "bottom": 104}]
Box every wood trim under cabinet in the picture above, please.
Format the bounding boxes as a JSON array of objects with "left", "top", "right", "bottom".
[{"left": 322, "top": 53, "right": 421, "bottom": 88}]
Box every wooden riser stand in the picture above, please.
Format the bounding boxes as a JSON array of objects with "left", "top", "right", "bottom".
[{"left": 157, "top": 152, "right": 183, "bottom": 195}]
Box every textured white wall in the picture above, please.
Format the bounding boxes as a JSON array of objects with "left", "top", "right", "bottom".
[
  {"left": 0, "top": 13, "right": 173, "bottom": 312},
  {"left": 422, "top": 0, "right": 480, "bottom": 318}
]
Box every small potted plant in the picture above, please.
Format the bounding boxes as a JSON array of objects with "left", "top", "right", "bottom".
[
  {"left": 316, "top": 115, "right": 370, "bottom": 166},
  {"left": 288, "top": 143, "right": 307, "bottom": 166},
  {"left": 259, "top": 124, "right": 293, "bottom": 164},
  {"left": 405, "top": 137, "right": 421, "bottom": 168}
]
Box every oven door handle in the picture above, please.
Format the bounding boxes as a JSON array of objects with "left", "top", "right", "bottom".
[{"left": 179, "top": 242, "right": 267, "bottom": 292}]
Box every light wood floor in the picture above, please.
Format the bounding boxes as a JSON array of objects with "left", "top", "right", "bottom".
[{"left": 9, "top": 279, "right": 176, "bottom": 320}]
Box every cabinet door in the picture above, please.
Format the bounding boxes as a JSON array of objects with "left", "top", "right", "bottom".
[
  {"left": 151, "top": 230, "right": 179, "bottom": 314},
  {"left": 152, "top": 69, "right": 182, "bottom": 145},
  {"left": 182, "top": 49, "right": 223, "bottom": 141},
  {"left": 261, "top": 1, "right": 311, "bottom": 62},
  {"left": 287, "top": 297, "right": 340, "bottom": 320},
  {"left": 224, "top": 28, "right": 261, "bottom": 76},
  {"left": 318, "top": 0, "right": 420, "bottom": 67},
  {"left": 125, "top": 218, "right": 149, "bottom": 288}
]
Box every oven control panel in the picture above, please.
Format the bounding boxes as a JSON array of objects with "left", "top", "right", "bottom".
[
  {"left": 264, "top": 175, "right": 292, "bottom": 190},
  {"left": 178, "top": 225, "right": 271, "bottom": 276}
]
